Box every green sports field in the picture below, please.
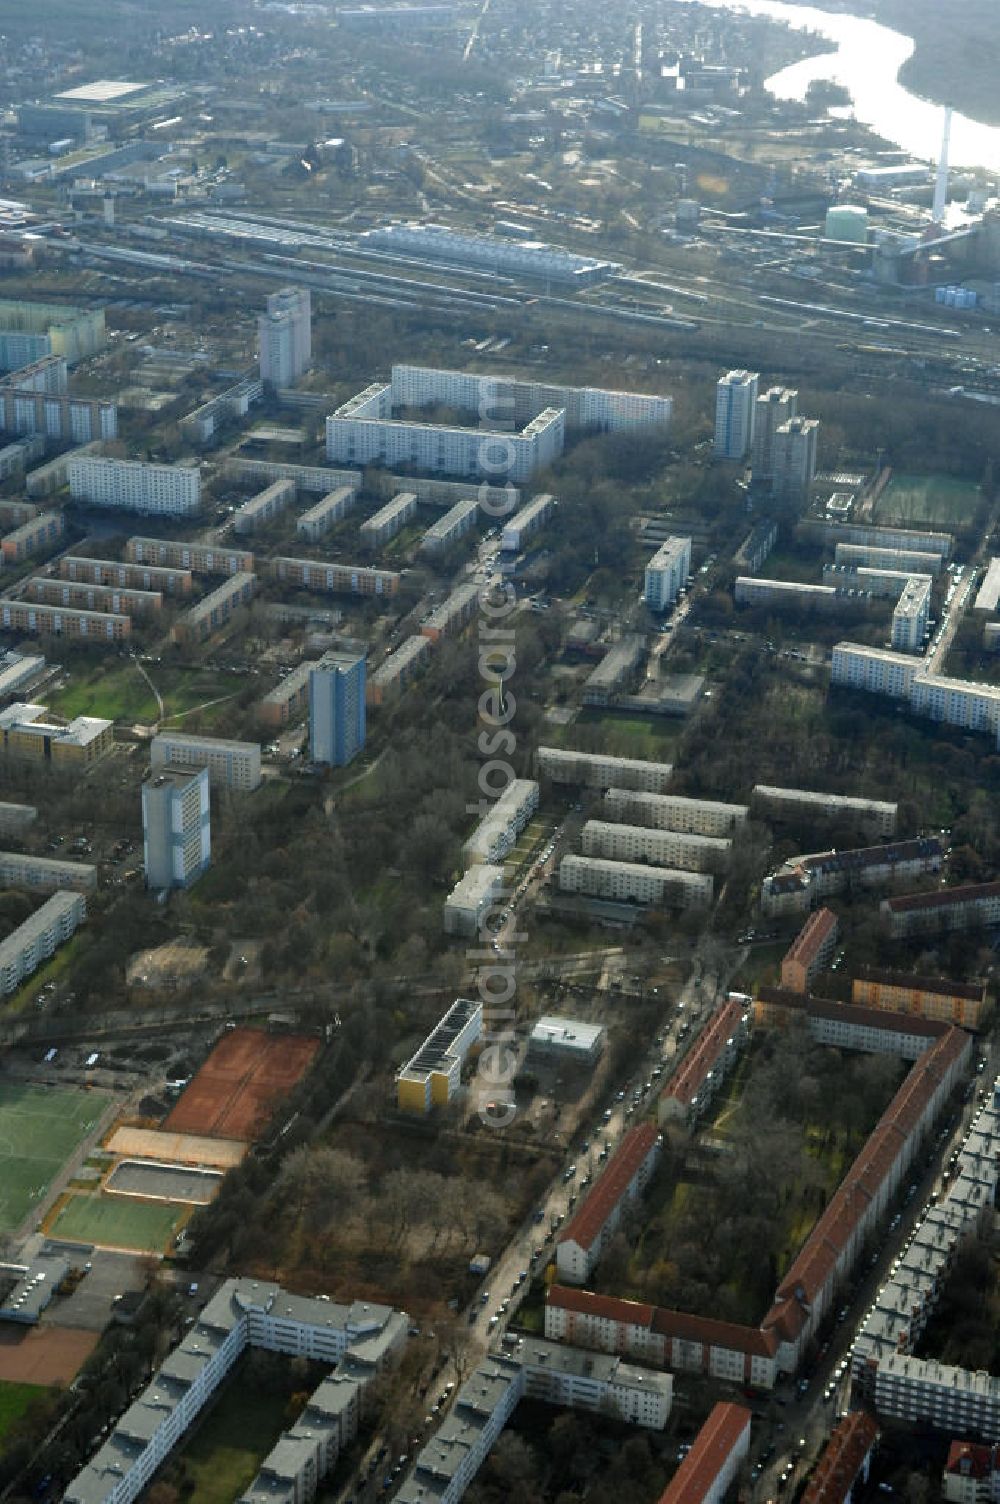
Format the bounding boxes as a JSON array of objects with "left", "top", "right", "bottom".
[
  {"left": 0, "top": 1381, "right": 48, "bottom": 1443},
  {"left": 49, "top": 1192, "right": 186, "bottom": 1251},
  {"left": 875, "top": 472, "right": 981, "bottom": 527},
  {"left": 0, "top": 1084, "right": 102, "bottom": 1237}
]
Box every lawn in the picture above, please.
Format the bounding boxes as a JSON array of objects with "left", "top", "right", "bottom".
[
  {"left": 875, "top": 472, "right": 981, "bottom": 528},
  {"left": 48, "top": 662, "right": 248, "bottom": 727},
  {"left": 0, "top": 1083, "right": 103, "bottom": 1237},
  {"left": 0, "top": 1381, "right": 47, "bottom": 1443},
  {"left": 48, "top": 1192, "right": 186, "bottom": 1251},
  {"left": 177, "top": 1373, "right": 310, "bottom": 1504}
]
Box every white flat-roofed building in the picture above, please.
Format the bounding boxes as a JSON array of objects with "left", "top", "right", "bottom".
[
  {"left": 528, "top": 1016, "right": 605, "bottom": 1066},
  {"left": 419, "top": 496, "right": 478, "bottom": 554},
  {"left": 772, "top": 416, "right": 818, "bottom": 506},
  {"left": 735, "top": 577, "right": 839, "bottom": 610},
  {"left": 834, "top": 542, "right": 944, "bottom": 576},
  {"left": 151, "top": 732, "right": 262, "bottom": 792},
  {"left": 126, "top": 537, "right": 253, "bottom": 577},
  {"left": 360, "top": 224, "right": 621, "bottom": 286},
  {"left": 911, "top": 673, "right": 1000, "bottom": 733},
  {"left": 0, "top": 702, "right": 114, "bottom": 765},
  {"left": 517, "top": 1336, "right": 671, "bottom": 1430},
  {"left": 892, "top": 575, "right": 932, "bottom": 652},
  {"left": 389, "top": 364, "right": 671, "bottom": 434},
  {"left": 714, "top": 369, "right": 758, "bottom": 460},
  {"left": 327, "top": 388, "right": 564, "bottom": 484},
  {"left": 824, "top": 521, "right": 952, "bottom": 558},
  {"left": 464, "top": 779, "right": 538, "bottom": 865},
  {"left": 644, "top": 536, "right": 691, "bottom": 611},
  {"left": 751, "top": 783, "right": 897, "bottom": 837},
  {"left": 359, "top": 490, "right": 418, "bottom": 547},
  {"left": 0, "top": 652, "right": 44, "bottom": 698},
  {"left": 0, "top": 851, "right": 96, "bottom": 893},
  {"left": 296, "top": 485, "right": 356, "bottom": 542},
  {"left": 397, "top": 997, "right": 483, "bottom": 1113},
  {"left": 232, "top": 478, "right": 294, "bottom": 534},
  {"left": 974, "top": 558, "right": 1000, "bottom": 612},
  {"left": 443, "top": 864, "right": 506, "bottom": 937},
  {"left": 143, "top": 768, "right": 211, "bottom": 891},
  {"left": 602, "top": 788, "right": 747, "bottom": 837},
  {"left": 752, "top": 385, "right": 797, "bottom": 481},
  {"left": 367, "top": 634, "right": 431, "bottom": 706},
  {"left": 823, "top": 564, "right": 933, "bottom": 599},
  {"left": 172, "top": 574, "right": 255, "bottom": 645},
  {"left": 65, "top": 1277, "right": 407, "bottom": 1504},
  {"left": 581, "top": 819, "right": 730, "bottom": 873},
  {"left": 559, "top": 854, "right": 712, "bottom": 907},
  {"left": 69, "top": 456, "right": 201, "bottom": 515},
  {"left": 0, "top": 891, "right": 85, "bottom": 996},
  {"left": 258, "top": 287, "right": 311, "bottom": 388},
  {"left": 831, "top": 642, "right": 922, "bottom": 699},
  {"left": 537, "top": 746, "right": 673, "bottom": 793},
  {"left": 500, "top": 492, "right": 555, "bottom": 552}
]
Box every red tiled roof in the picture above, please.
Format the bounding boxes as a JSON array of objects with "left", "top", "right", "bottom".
[
  {"left": 945, "top": 1441, "right": 996, "bottom": 1480},
  {"left": 784, "top": 906, "right": 838, "bottom": 966},
  {"left": 656, "top": 1403, "right": 751, "bottom": 1504},
  {"left": 771, "top": 1028, "right": 969, "bottom": 1314},
  {"left": 884, "top": 880, "right": 1000, "bottom": 913},
  {"left": 755, "top": 987, "right": 949, "bottom": 1039},
  {"left": 547, "top": 1284, "right": 655, "bottom": 1327},
  {"left": 558, "top": 1122, "right": 659, "bottom": 1252},
  {"left": 802, "top": 1412, "right": 879, "bottom": 1504},
  {"left": 660, "top": 998, "right": 745, "bottom": 1109},
  {"left": 652, "top": 1306, "right": 778, "bottom": 1358}
]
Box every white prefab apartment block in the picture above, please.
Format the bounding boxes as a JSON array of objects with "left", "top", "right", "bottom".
[
  {"left": 911, "top": 674, "right": 1000, "bottom": 733},
  {"left": 581, "top": 819, "right": 730, "bottom": 873},
  {"left": 66, "top": 1277, "right": 407, "bottom": 1504},
  {"left": 68, "top": 456, "right": 201, "bottom": 515},
  {"left": 602, "top": 788, "right": 748, "bottom": 838},
  {"left": 714, "top": 369, "right": 758, "bottom": 460},
  {"left": 258, "top": 287, "right": 311, "bottom": 387},
  {"left": 537, "top": 746, "right": 673, "bottom": 793},
  {"left": 831, "top": 642, "right": 923, "bottom": 699},
  {"left": 142, "top": 768, "right": 211, "bottom": 891},
  {"left": 359, "top": 491, "right": 418, "bottom": 547},
  {"left": 0, "top": 851, "right": 96, "bottom": 893},
  {"left": 772, "top": 416, "right": 819, "bottom": 505},
  {"left": 464, "top": 779, "right": 538, "bottom": 865},
  {"left": 753, "top": 783, "right": 897, "bottom": 837},
  {"left": 327, "top": 365, "right": 670, "bottom": 485},
  {"left": 151, "top": 732, "right": 262, "bottom": 792},
  {"left": 559, "top": 854, "right": 712, "bottom": 907},
  {"left": 296, "top": 485, "right": 357, "bottom": 542},
  {"left": 500, "top": 492, "right": 555, "bottom": 552},
  {"left": 644, "top": 536, "right": 691, "bottom": 611},
  {"left": 419, "top": 497, "right": 479, "bottom": 554},
  {"left": 443, "top": 864, "right": 506, "bottom": 937},
  {"left": 751, "top": 385, "right": 797, "bottom": 480},
  {"left": 0, "top": 891, "right": 85, "bottom": 995},
  {"left": 835, "top": 542, "right": 944, "bottom": 577},
  {"left": 232, "top": 478, "right": 294, "bottom": 535},
  {"left": 891, "top": 576, "right": 931, "bottom": 652}
]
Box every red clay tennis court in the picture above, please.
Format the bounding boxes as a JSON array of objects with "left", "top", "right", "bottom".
[{"left": 163, "top": 1028, "right": 321, "bottom": 1141}]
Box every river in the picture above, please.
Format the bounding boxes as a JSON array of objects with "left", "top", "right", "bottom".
[{"left": 674, "top": 0, "right": 1000, "bottom": 173}]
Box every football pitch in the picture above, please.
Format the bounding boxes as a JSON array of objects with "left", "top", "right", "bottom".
[
  {"left": 49, "top": 1193, "right": 187, "bottom": 1252},
  {"left": 0, "top": 1084, "right": 102, "bottom": 1238}
]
